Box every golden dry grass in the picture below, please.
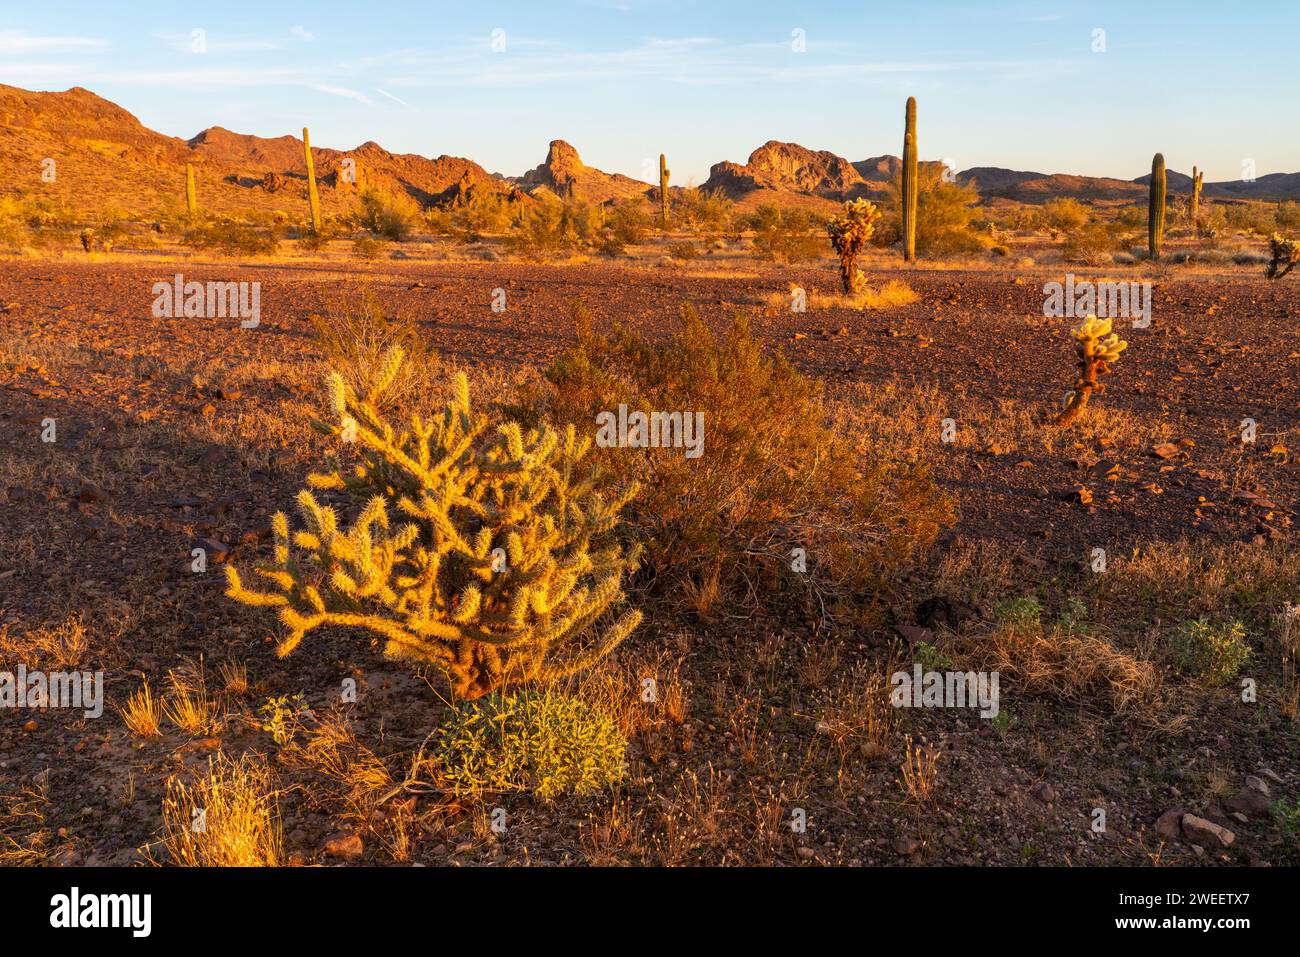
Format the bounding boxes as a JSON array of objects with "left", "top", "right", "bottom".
[
  {"left": 119, "top": 678, "right": 163, "bottom": 738},
  {"left": 160, "top": 753, "right": 283, "bottom": 867}
]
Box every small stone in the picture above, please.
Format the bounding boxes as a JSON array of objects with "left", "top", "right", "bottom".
[
  {"left": 1152, "top": 442, "right": 1180, "bottom": 459},
  {"left": 796, "top": 846, "right": 815, "bottom": 860},
  {"left": 1181, "top": 813, "right": 1234, "bottom": 848},
  {"left": 1225, "top": 789, "right": 1270, "bottom": 819},
  {"left": 322, "top": 832, "right": 364, "bottom": 860},
  {"left": 1031, "top": 782, "right": 1056, "bottom": 804},
  {"left": 1153, "top": 808, "right": 1184, "bottom": 841},
  {"left": 893, "top": 836, "right": 920, "bottom": 856}
]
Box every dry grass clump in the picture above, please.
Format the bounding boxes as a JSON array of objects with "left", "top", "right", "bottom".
[
  {"left": 161, "top": 666, "right": 217, "bottom": 737},
  {"left": 958, "top": 601, "right": 1162, "bottom": 718},
  {"left": 541, "top": 305, "right": 953, "bottom": 621},
  {"left": 0, "top": 785, "right": 52, "bottom": 866},
  {"left": 0, "top": 615, "right": 90, "bottom": 669},
  {"left": 161, "top": 753, "right": 283, "bottom": 867},
  {"left": 309, "top": 283, "right": 438, "bottom": 412},
  {"left": 1093, "top": 538, "right": 1299, "bottom": 628},
  {"left": 279, "top": 710, "right": 395, "bottom": 828},
  {"left": 768, "top": 280, "right": 920, "bottom": 312},
  {"left": 119, "top": 678, "right": 163, "bottom": 738}
]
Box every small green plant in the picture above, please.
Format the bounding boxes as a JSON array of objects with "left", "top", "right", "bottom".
[
  {"left": 259, "top": 693, "right": 309, "bottom": 746},
  {"left": 994, "top": 597, "right": 1043, "bottom": 630},
  {"left": 1273, "top": 798, "right": 1300, "bottom": 862},
  {"left": 1057, "top": 597, "right": 1088, "bottom": 633},
  {"left": 434, "top": 689, "right": 627, "bottom": 799},
  {"left": 990, "top": 709, "right": 1015, "bottom": 737},
  {"left": 914, "top": 641, "right": 953, "bottom": 672},
  {"left": 1168, "top": 619, "right": 1251, "bottom": 684}
]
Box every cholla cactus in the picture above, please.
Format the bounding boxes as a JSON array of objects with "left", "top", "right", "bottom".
[
  {"left": 826, "top": 198, "right": 880, "bottom": 294},
  {"left": 225, "top": 349, "right": 643, "bottom": 699},
  {"left": 1053, "top": 314, "right": 1127, "bottom": 427},
  {"left": 1266, "top": 232, "right": 1299, "bottom": 280},
  {"left": 79, "top": 228, "right": 94, "bottom": 252}
]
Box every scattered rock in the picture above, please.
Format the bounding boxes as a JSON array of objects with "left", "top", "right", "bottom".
[
  {"left": 1225, "top": 789, "right": 1270, "bottom": 819},
  {"left": 893, "top": 835, "right": 920, "bottom": 856},
  {"left": 894, "top": 623, "right": 932, "bottom": 645},
  {"left": 1181, "top": 814, "right": 1234, "bottom": 848},
  {"left": 1152, "top": 442, "right": 1180, "bottom": 459},
  {"left": 1153, "top": 808, "right": 1184, "bottom": 841},
  {"left": 1030, "top": 782, "right": 1056, "bottom": 804},
  {"left": 322, "top": 832, "right": 364, "bottom": 860}
]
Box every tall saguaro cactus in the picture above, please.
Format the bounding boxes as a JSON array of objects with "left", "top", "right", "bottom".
[
  {"left": 901, "top": 97, "right": 918, "bottom": 263},
  {"left": 185, "top": 163, "right": 198, "bottom": 218},
  {"left": 303, "top": 126, "right": 322, "bottom": 234},
  {"left": 1189, "top": 165, "right": 1204, "bottom": 226},
  {"left": 659, "top": 153, "right": 670, "bottom": 229},
  {"left": 1148, "top": 153, "right": 1166, "bottom": 261}
]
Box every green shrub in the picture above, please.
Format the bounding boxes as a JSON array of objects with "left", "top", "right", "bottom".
[
  {"left": 434, "top": 689, "right": 627, "bottom": 799},
  {"left": 503, "top": 197, "right": 601, "bottom": 258},
  {"left": 351, "top": 235, "right": 387, "bottom": 260},
  {"left": 184, "top": 219, "right": 281, "bottom": 256},
  {"left": 672, "top": 188, "right": 733, "bottom": 233},
  {"left": 995, "top": 597, "right": 1043, "bottom": 630},
  {"left": 1043, "top": 198, "right": 1090, "bottom": 234},
  {"left": 455, "top": 191, "right": 515, "bottom": 236},
  {"left": 880, "top": 166, "right": 988, "bottom": 256},
  {"left": 355, "top": 185, "right": 420, "bottom": 241},
  {"left": 540, "top": 305, "right": 953, "bottom": 620},
  {"left": 1168, "top": 619, "right": 1251, "bottom": 684},
  {"left": 748, "top": 204, "right": 824, "bottom": 263},
  {"left": 605, "top": 198, "right": 651, "bottom": 245}
]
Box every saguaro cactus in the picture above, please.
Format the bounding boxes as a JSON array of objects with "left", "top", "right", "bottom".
[
  {"left": 659, "top": 153, "right": 670, "bottom": 229},
  {"left": 185, "top": 163, "right": 198, "bottom": 217},
  {"left": 901, "top": 97, "right": 918, "bottom": 263},
  {"left": 1189, "top": 165, "right": 1204, "bottom": 226},
  {"left": 1148, "top": 153, "right": 1166, "bottom": 260},
  {"left": 303, "top": 126, "right": 322, "bottom": 234}
]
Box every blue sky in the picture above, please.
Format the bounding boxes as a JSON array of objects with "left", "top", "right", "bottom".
[{"left": 2, "top": 1, "right": 1296, "bottom": 184}]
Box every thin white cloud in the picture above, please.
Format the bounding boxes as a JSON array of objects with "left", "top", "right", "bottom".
[
  {"left": 290, "top": 26, "right": 314, "bottom": 41},
  {"left": 375, "top": 87, "right": 412, "bottom": 107},
  {"left": 311, "top": 83, "right": 373, "bottom": 105},
  {"left": 0, "top": 30, "right": 107, "bottom": 53}
]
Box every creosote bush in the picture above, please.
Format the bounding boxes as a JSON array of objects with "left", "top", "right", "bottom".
[
  {"left": 541, "top": 305, "right": 953, "bottom": 620},
  {"left": 1168, "top": 619, "right": 1251, "bottom": 685},
  {"left": 747, "top": 204, "right": 824, "bottom": 263},
  {"left": 225, "top": 348, "right": 643, "bottom": 699},
  {"left": 879, "top": 166, "right": 989, "bottom": 256},
  {"left": 434, "top": 688, "right": 627, "bottom": 798},
  {"left": 355, "top": 185, "right": 420, "bottom": 241}
]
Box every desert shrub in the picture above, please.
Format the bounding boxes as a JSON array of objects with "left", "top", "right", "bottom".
[
  {"left": 183, "top": 219, "right": 280, "bottom": 256},
  {"left": 826, "top": 198, "right": 880, "bottom": 294},
  {"left": 1224, "top": 202, "right": 1276, "bottom": 236},
  {"left": 351, "top": 235, "right": 387, "bottom": 260},
  {"left": 1043, "top": 198, "right": 1090, "bottom": 235},
  {"left": 161, "top": 753, "right": 283, "bottom": 867},
  {"left": 668, "top": 241, "right": 700, "bottom": 261},
  {"left": 1167, "top": 619, "right": 1251, "bottom": 684},
  {"left": 434, "top": 689, "right": 627, "bottom": 798},
  {"left": 355, "top": 185, "right": 420, "bottom": 241},
  {"left": 540, "top": 306, "right": 953, "bottom": 620},
  {"left": 605, "top": 198, "right": 652, "bottom": 245},
  {"left": 423, "top": 207, "right": 455, "bottom": 236},
  {"left": 1276, "top": 201, "right": 1300, "bottom": 232},
  {"left": 748, "top": 204, "right": 823, "bottom": 263},
  {"left": 504, "top": 197, "right": 599, "bottom": 259},
  {"left": 1062, "top": 222, "right": 1124, "bottom": 264},
  {"left": 672, "top": 187, "right": 734, "bottom": 233},
  {"left": 881, "top": 167, "right": 989, "bottom": 256},
  {"left": 225, "top": 351, "right": 643, "bottom": 699},
  {"left": 455, "top": 192, "right": 514, "bottom": 237},
  {"left": 309, "top": 284, "right": 437, "bottom": 411}
]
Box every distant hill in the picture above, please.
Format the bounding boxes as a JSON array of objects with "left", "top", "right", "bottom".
[{"left": 1, "top": 84, "right": 1297, "bottom": 220}]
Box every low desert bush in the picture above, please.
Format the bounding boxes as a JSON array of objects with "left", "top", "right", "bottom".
[
  {"left": 1042, "top": 198, "right": 1091, "bottom": 235},
  {"left": 351, "top": 235, "right": 387, "bottom": 260},
  {"left": 879, "top": 166, "right": 990, "bottom": 256},
  {"left": 605, "top": 198, "right": 652, "bottom": 245},
  {"left": 504, "top": 197, "right": 600, "bottom": 258},
  {"left": 309, "top": 284, "right": 437, "bottom": 411},
  {"left": 433, "top": 689, "right": 627, "bottom": 799},
  {"left": 672, "top": 188, "right": 734, "bottom": 233},
  {"left": 161, "top": 753, "right": 283, "bottom": 867},
  {"left": 539, "top": 305, "right": 953, "bottom": 620},
  {"left": 1167, "top": 619, "right": 1251, "bottom": 685},
  {"left": 668, "top": 241, "right": 700, "bottom": 261},
  {"left": 225, "top": 350, "right": 643, "bottom": 699},
  {"left": 747, "top": 204, "right": 824, "bottom": 263},
  {"left": 183, "top": 219, "right": 280, "bottom": 257},
  {"left": 1062, "top": 222, "right": 1126, "bottom": 265},
  {"left": 355, "top": 185, "right": 420, "bottom": 241}
]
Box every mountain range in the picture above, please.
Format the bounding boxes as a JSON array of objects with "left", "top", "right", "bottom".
[{"left": 3, "top": 83, "right": 1298, "bottom": 221}]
